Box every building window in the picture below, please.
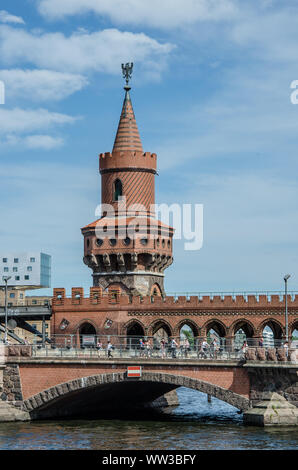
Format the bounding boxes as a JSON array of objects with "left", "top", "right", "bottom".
[
  {"left": 8, "top": 302, "right": 12, "bottom": 307},
  {"left": 3, "top": 267, "right": 9, "bottom": 272},
  {"left": 2, "top": 258, "right": 7, "bottom": 263},
  {"left": 30, "top": 257, "right": 35, "bottom": 263},
  {"left": 14, "top": 258, "right": 19, "bottom": 263},
  {"left": 9, "top": 293, "right": 15, "bottom": 298},
  {"left": 15, "top": 276, "right": 20, "bottom": 281},
  {"left": 32, "top": 300, "right": 37, "bottom": 305},
  {"left": 13, "top": 267, "right": 18, "bottom": 272},
  {"left": 113, "top": 179, "right": 123, "bottom": 201},
  {"left": 27, "top": 266, "right": 32, "bottom": 272},
  {"left": 20, "top": 293, "right": 23, "bottom": 298},
  {"left": 24, "top": 275, "right": 29, "bottom": 280}
]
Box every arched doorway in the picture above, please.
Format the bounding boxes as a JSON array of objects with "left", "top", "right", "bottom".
[
  {"left": 178, "top": 322, "right": 199, "bottom": 350},
  {"left": 79, "top": 322, "right": 97, "bottom": 348},
  {"left": 232, "top": 320, "right": 255, "bottom": 349},
  {"left": 291, "top": 321, "right": 298, "bottom": 345},
  {"left": 151, "top": 320, "right": 172, "bottom": 349},
  {"left": 126, "top": 321, "right": 145, "bottom": 348},
  {"left": 204, "top": 320, "right": 227, "bottom": 350},
  {"left": 261, "top": 320, "right": 283, "bottom": 347}
]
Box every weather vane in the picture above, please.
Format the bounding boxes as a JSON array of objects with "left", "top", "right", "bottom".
[{"left": 122, "top": 62, "right": 133, "bottom": 88}]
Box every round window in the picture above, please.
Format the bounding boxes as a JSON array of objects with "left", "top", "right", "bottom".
[
  {"left": 141, "top": 238, "right": 148, "bottom": 246},
  {"left": 96, "top": 239, "right": 103, "bottom": 247},
  {"left": 123, "top": 237, "right": 131, "bottom": 246},
  {"left": 109, "top": 238, "right": 117, "bottom": 246}
]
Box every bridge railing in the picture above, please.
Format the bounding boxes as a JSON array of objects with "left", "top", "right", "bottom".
[{"left": 5, "top": 334, "right": 295, "bottom": 363}]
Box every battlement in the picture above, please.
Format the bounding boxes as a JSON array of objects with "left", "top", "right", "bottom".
[
  {"left": 52, "top": 288, "right": 298, "bottom": 309},
  {"left": 99, "top": 151, "right": 157, "bottom": 172}
]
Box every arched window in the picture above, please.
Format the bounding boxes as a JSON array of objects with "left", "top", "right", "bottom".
[{"left": 113, "top": 179, "right": 123, "bottom": 201}]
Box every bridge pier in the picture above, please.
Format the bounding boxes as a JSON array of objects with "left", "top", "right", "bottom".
[
  {"left": 243, "top": 364, "right": 298, "bottom": 426},
  {"left": 244, "top": 393, "right": 298, "bottom": 426}
]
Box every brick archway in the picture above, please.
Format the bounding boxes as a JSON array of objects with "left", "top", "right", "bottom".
[
  {"left": 174, "top": 319, "right": 200, "bottom": 337},
  {"left": 256, "top": 318, "right": 284, "bottom": 339},
  {"left": 290, "top": 319, "right": 298, "bottom": 337},
  {"left": 202, "top": 319, "right": 228, "bottom": 338},
  {"left": 23, "top": 372, "right": 250, "bottom": 416},
  {"left": 147, "top": 319, "right": 174, "bottom": 337},
  {"left": 121, "top": 319, "right": 146, "bottom": 336},
  {"left": 228, "top": 318, "right": 257, "bottom": 338}
]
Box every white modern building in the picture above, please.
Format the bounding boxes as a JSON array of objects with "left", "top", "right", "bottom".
[{"left": 0, "top": 252, "right": 51, "bottom": 289}]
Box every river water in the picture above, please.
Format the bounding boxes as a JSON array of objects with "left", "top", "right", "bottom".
[{"left": 0, "top": 388, "right": 297, "bottom": 450}]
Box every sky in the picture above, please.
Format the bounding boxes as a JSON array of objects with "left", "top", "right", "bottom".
[{"left": 0, "top": 0, "right": 298, "bottom": 296}]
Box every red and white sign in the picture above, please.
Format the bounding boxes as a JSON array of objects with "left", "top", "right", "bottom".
[{"left": 127, "top": 366, "right": 142, "bottom": 377}]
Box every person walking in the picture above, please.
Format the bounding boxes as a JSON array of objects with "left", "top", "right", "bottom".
[
  {"left": 160, "top": 338, "right": 166, "bottom": 358},
  {"left": 171, "top": 338, "right": 178, "bottom": 358},
  {"left": 139, "top": 338, "right": 145, "bottom": 357},
  {"left": 107, "top": 341, "right": 113, "bottom": 358},
  {"left": 184, "top": 338, "right": 190, "bottom": 358},
  {"left": 240, "top": 340, "right": 248, "bottom": 359}
]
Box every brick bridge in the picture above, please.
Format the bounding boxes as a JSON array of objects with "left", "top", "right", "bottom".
[{"left": 1, "top": 347, "right": 297, "bottom": 426}]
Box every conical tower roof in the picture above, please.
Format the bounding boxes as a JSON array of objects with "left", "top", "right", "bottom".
[{"left": 113, "top": 87, "right": 143, "bottom": 152}]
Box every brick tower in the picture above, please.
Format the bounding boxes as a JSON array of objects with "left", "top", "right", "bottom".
[{"left": 81, "top": 63, "right": 173, "bottom": 296}]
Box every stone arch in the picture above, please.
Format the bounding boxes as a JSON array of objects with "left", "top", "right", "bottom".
[
  {"left": 23, "top": 372, "right": 250, "bottom": 418},
  {"left": 256, "top": 319, "right": 284, "bottom": 341},
  {"left": 150, "top": 283, "right": 163, "bottom": 297},
  {"left": 73, "top": 318, "right": 99, "bottom": 336},
  {"left": 229, "top": 319, "right": 256, "bottom": 338},
  {"left": 202, "top": 319, "right": 228, "bottom": 339},
  {"left": 148, "top": 319, "right": 174, "bottom": 338},
  {"left": 290, "top": 319, "right": 298, "bottom": 339},
  {"left": 174, "top": 319, "right": 200, "bottom": 338},
  {"left": 121, "top": 318, "right": 146, "bottom": 337},
  {"left": 77, "top": 320, "right": 98, "bottom": 348}
]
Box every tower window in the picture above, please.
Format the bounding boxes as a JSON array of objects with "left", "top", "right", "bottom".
[{"left": 113, "top": 179, "right": 123, "bottom": 201}]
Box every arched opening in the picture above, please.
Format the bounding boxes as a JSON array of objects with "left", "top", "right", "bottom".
[
  {"left": 126, "top": 322, "right": 145, "bottom": 348},
  {"left": 150, "top": 283, "right": 162, "bottom": 297},
  {"left": 205, "top": 320, "right": 227, "bottom": 349},
  {"left": 25, "top": 372, "right": 250, "bottom": 421},
  {"left": 79, "top": 322, "right": 97, "bottom": 348},
  {"left": 151, "top": 321, "right": 172, "bottom": 349},
  {"left": 261, "top": 320, "right": 283, "bottom": 347},
  {"left": 113, "top": 179, "right": 123, "bottom": 201},
  {"left": 233, "top": 321, "right": 255, "bottom": 349},
  {"left": 291, "top": 322, "right": 298, "bottom": 345},
  {"left": 179, "top": 322, "right": 199, "bottom": 350}
]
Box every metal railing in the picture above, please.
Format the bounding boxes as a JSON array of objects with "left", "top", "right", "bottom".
[{"left": 3, "top": 334, "right": 296, "bottom": 362}]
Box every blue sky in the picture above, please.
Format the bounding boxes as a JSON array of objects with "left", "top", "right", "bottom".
[{"left": 0, "top": 0, "right": 298, "bottom": 296}]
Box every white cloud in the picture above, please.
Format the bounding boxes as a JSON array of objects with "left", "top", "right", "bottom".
[
  {"left": 0, "top": 10, "right": 25, "bottom": 25},
  {"left": 24, "top": 134, "right": 65, "bottom": 149},
  {"left": 0, "top": 69, "right": 88, "bottom": 102},
  {"left": 3, "top": 133, "right": 65, "bottom": 149},
  {"left": 0, "top": 25, "right": 174, "bottom": 75},
  {"left": 0, "top": 107, "right": 78, "bottom": 135},
  {"left": 37, "top": 0, "right": 238, "bottom": 28}
]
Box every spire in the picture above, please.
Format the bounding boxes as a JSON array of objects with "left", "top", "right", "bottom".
[{"left": 113, "top": 63, "right": 143, "bottom": 153}]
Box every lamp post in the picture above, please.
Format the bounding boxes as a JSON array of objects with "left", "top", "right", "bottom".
[
  {"left": 284, "top": 274, "right": 291, "bottom": 343},
  {"left": 3, "top": 276, "right": 11, "bottom": 344}
]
